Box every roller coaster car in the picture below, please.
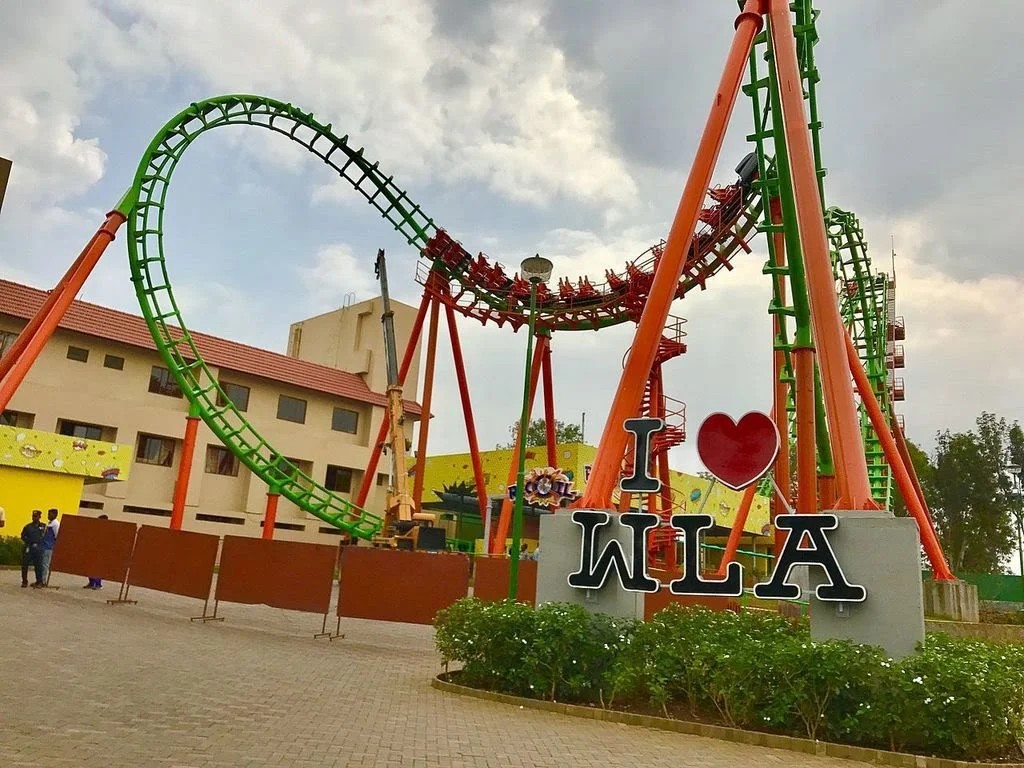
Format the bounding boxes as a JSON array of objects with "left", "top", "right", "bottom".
[{"left": 735, "top": 151, "right": 759, "bottom": 192}]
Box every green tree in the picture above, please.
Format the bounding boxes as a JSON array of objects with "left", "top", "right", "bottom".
[
  {"left": 499, "top": 418, "right": 584, "bottom": 449},
  {"left": 929, "top": 413, "right": 1017, "bottom": 574}
]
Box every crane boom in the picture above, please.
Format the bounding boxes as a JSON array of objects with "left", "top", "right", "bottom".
[{"left": 374, "top": 249, "right": 414, "bottom": 532}]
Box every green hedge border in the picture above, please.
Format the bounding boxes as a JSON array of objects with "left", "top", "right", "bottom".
[{"left": 431, "top": 674, "right": 1024, "bottom": 768}]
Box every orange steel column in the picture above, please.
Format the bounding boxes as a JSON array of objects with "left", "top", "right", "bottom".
[
  {"left": 844, "top": 331, "right": 955, "bottom": 580},
  {"left": 541, "top": 340, "right": 557, "bottom": 468},
  {"left": 262, "top": 492, "right": 279, "bottom": 540},
  {"left": 580, "top": 0, "right": 765, "bottom": 508},
  {"left": 169, "top": 403, "right": 201, "bottom": 530},
  {"left": 769, "top": 198, "right": 792, "bottom": 518},
  {"left": 0, "top": 214, "right": 122, "bottom": 380},
  {"left": 818, "top": 475, "right": 837, "bottom": 509},
  {"left": 892, "top": 415, "right": 934, "bottom": 529},
  {"left": 716, "top": 483, "right": 758, "bottom": 577},
  {"left": 767, "top": 0, "right": 872, "bottom": 508},
  {"left": 411, "top": 298, "right": 440, "bottom": 512},
  {"left": 0, "top": 211, "right": 126, "bottom": 411},
  {"left": 355, "top": 288, "right": 430, "bottom": 507},
  {"left": 445, "top": 302, "right": 491, "bottom": 523},
  {"left": 490, "top": 334, "right": 548, "bottom": 554},
  {"left": 793, "top": 348, "right": 817, "bottom": 515}
]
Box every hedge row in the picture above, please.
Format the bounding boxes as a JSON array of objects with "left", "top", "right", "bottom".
[
  {"left": 0, "top": 536, "right": 24, "bottom": 566},
  {"left": 434, "top": 598, "right": 1024, "bottom": 761}
]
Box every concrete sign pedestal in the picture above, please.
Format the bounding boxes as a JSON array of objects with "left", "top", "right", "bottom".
[
  {"left": 535, "top": 513, "right": 645, "bottom": 620},
  {"left": 808, "top": 511, "right": 924, "bottom": 659}
]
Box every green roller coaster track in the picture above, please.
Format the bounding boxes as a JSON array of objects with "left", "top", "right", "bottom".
[
  {"left": 121, "top": 95, "right": 446, "bottom": 540},
  {"left": 116, "top": 3, "right": 896, "bottom": 541}
]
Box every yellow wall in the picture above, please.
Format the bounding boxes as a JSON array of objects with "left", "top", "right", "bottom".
[
  {"left": 0, "top": 467, "right": 84, "bottom": 536},
  {"left": 420, "top": 443, "right": 771, "bottom": 535}
]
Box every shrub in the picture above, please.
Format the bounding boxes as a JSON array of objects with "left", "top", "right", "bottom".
[
  {"left": 434, "top": 598, "right": 636, "bottom": 701},
  {"left": 436, "top": 600, "right": 1024, "bottom": 761},
  {"left": 857, "top": 634, "right": 1024, "bottom": 758},
  {"left": 0, "top": 535, "right": 24, "bottom": 566}
]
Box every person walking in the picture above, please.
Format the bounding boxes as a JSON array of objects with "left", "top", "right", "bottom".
[
  {"left": 20, "top": 510, "right": 46, "bottom": 588},
  {"left": 41, "top": 508, "right": 59, "bottom": 585}
]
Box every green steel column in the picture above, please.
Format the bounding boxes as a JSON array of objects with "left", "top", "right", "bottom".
[{"left": 508, "top": 283, "right": 539, "bottom": 600}]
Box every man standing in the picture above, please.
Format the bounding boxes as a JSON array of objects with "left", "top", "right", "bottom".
[
  {"left": 41, "top": 508, "right": 59, "bottom": 585},
  {"left": 20, "top": 510, "right": 46, "bottom": 588}
]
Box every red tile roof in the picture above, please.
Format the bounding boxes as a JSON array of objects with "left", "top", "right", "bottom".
[{"left": 0, "top": 280, "right": 421, "bottom": 416}]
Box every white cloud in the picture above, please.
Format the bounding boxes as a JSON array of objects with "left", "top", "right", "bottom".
[
  {"left": 107, "top": 0, "right": 637, "bottom": 213},
  {"left": 296, "top": 243, "right": 378, "bottom": 316}
]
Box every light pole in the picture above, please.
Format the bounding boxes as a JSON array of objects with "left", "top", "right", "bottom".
[
  {"left": 509, "top": 254, "right": 553, "bottom": 600},
  {"left": 1006, "top": 463, "right": 1023, "bottom": 602}
]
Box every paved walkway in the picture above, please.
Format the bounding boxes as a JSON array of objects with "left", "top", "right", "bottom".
[{"left": 1, "top": 571, "right": 868, "bottom": 768}]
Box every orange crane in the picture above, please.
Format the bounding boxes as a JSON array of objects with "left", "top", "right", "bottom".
[{"left": 373, "top": 249, "right": 439, "bottom": 549}]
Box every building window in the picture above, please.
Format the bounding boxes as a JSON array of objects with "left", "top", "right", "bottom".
[
  {"left": 331, "top": 407, "right": 359, "bottom": 434},
  {"left": 66, "top": 345, "right": 89, "bottom": 363},
  {"left": 103, "top": 354, "right": 125, "bottom": 370},
  {"left": 149, "top": 365, "right": 182, "bottom": 397},
  {"left": 276, "top": 395, "right": 307, "bottom": 424},
  {"left": 58, "top": 419, "right": 105, "bottom": 441},
  {"left": 195, "top": 513, "right": 245, "bottom": 526},
  {"left": 325, "top": 464, "right": 354, "bottom": 494},
  {"left": 1, "top": 410, "right": 34, "bottom": 428},
  {"left": 217, "top": 381, "right": 250, "bottom": 412},
  {"left": 0, "top": 330, "right": 17, "bottom": 358},
  {"left": 261, "top": 521, "right": 305, "bottom": 532},
  {"left": 79, "top": 500, "right": 105, "bottom": 510},
  {"left": 376, "top": 472, "right": 390, "bottom": 487},
  {"left": 123, "top": 505, "right": 171, "bottom": 518},
  {"left": 136, "top": 433, "right": 175, "bottom": 467},
  {"left": 205, "top": 445, "right": 240, "bottom": 476}
]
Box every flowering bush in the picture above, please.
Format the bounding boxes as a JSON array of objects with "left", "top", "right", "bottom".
[{"left": 434, "top": 599, "right": 1024, "bottom": 761}]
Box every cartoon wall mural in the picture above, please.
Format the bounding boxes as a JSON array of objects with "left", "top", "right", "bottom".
[{"left": 0, "top": 425, "right": 132, "bottom": 482}]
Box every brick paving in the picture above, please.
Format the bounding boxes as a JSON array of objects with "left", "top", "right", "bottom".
[{"left": 1, "top": 571, "right": 868, "bottom": 767}]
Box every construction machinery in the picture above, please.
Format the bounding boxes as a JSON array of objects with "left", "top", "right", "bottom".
[{"left": 373, "top": 249, "right": 442, "bottom": 550}]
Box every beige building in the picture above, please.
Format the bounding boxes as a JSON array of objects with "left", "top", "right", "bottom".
[{"left": 0, "top": 279, "right": 422, "bottom": 544}]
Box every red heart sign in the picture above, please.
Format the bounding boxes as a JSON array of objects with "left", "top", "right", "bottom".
[{"left": 696, "top": 412, "right": 780, "bottom": 491}]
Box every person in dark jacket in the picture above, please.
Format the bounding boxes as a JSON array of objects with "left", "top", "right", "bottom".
[{"left": 21, "top": 510, "right": 46, "bottom": 588}]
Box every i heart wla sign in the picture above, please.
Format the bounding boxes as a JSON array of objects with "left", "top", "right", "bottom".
[{"left": 696, "top": 411, "right": 780, "bottom": 490}]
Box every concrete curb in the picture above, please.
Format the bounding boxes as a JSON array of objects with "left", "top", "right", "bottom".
[{"left": 431, "top": 675, "right": 1023, "bottom": 768}]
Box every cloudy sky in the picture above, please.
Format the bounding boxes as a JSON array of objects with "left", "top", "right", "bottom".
[{"left": 1, "top": 0, "right": 1021, "bottom": 476}]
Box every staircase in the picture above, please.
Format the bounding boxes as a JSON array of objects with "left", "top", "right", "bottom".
[{"left": 617, "top": 315, "right": 689, "bottom": 565}]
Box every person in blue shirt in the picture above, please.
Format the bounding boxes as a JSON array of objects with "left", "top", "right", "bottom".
[
  {"left": 20, "top": 510, "right": 46, "bottom": 588},
  {"left": 40, "top": 508, "right": 60, "bottom": 585}
]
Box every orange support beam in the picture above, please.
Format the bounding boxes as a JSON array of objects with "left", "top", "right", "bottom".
[
  {"left": 445, "top": 302, "right": 490, "bottom": 524},
  {"left": 262, "top": 493, "right": 279, "bottom": 540},
  {"left": 0, "top": 211, "right": 126, "bottom": 412},
  {"left": 716, "top": 483, "right": 758, "bottom": 577},
  {"left": 169, "top": 403, "right": 201, "bottom": 530},
  {"left": 355, "top": 287, "right": 430, "bottom": 508},
  {"left": 767, "top": 0, "right": 872, "bottom": 509},
  {"left": 844, "top": 331, "right": 955, "bottom": 580},
  {"left": 892, "top": 415, "right": 936, "bottom": 531},
  {"left": 490, "top": 334, "right": 548, "bottom": 554},
  {"left": 411, "top": 297, "right": 440, "bottom": 512},
  {"left": 580, "top": 0, "right": 765, "bottom": 509}
]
